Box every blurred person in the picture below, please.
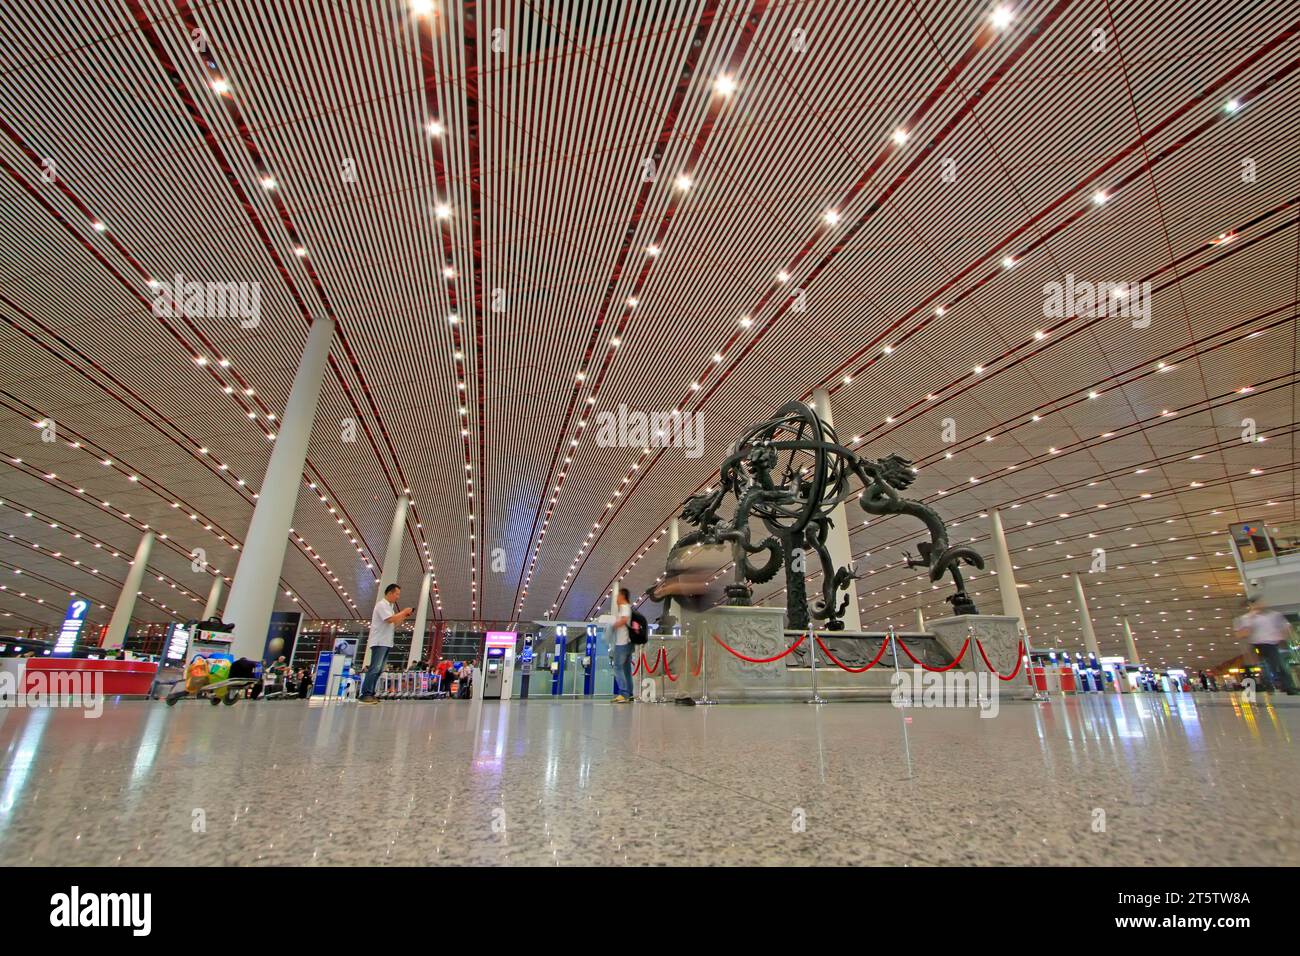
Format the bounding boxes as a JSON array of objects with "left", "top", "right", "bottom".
[{"left": 1235, "top": 599, "right": 1298, "bottom": 695}]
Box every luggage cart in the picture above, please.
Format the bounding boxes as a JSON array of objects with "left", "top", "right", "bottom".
[{"left": 164, "top": 675, "right": 258, "bottom": 706}]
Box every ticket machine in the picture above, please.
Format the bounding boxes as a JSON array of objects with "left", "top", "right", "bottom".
[{"left": 479, "top": 630, "right": 516, "bottom": 700}]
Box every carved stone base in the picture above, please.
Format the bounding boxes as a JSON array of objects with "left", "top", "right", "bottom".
[
  {"left": 664, "top": 607, "right": 1011, "bottom": 701},
  {"left": 929, "top": 614, "right": 1032, "bottom": 700}
]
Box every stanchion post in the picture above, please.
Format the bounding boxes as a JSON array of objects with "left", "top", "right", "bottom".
[
  {"left": 969, "top": 624, "right": 990, "bottom": 709},
  {"left": 656, "top": 635, "right": 667, "bottom": 703},
  {"left": 888, "top": 626, "right": 914, "bottom": 777},
  {"left": 807, "top": 624, "right": 825, "bottom": 705},
  {"left": 1021, "top": 623, "right": 1049, "bottom": 702},
  {"left": 697, "top": 629, "right": 716, "bottom": 706}
]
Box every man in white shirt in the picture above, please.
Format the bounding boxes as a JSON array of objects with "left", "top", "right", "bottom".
[
  {"left": 361, "top": 584, "right": 413, "bottom": 704},
  {"left": 610, "top": 587, "right": 633, "bottom": 703},
  {"left": 1234, "top": 599, "right": 1297, "bottom": 695}
]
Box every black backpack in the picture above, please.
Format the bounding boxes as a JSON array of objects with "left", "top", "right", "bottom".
[{"left": 629, "top": 610, "right": 649, "bottom": 645}]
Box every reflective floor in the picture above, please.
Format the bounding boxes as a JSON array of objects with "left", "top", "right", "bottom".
[{"left": 1, "top": 692, "right": 1296, "bottom": 866}]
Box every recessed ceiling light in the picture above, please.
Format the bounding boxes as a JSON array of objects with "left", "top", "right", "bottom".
[
  {"left": 714, "top": 75, "right": 737, "bottom": 96},
  {"left": 991, "top": 4, "right": 1015, "bottom": 30}
]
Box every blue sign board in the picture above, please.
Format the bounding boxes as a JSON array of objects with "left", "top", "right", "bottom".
[{"left": 54, "top": 597, "right": 90, "bottom": 656}]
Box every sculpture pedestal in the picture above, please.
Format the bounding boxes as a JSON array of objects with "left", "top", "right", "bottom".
[
  {"left": 928, "top": 614, "right": 1032, "bottom": 700},
  {"left": 670, "top": 607, "right": 962, "bottom": 701}
]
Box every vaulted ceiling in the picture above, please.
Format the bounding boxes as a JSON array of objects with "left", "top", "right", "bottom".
[{"left": 1, "top": 0, "right": 1296, "bottom": 672}]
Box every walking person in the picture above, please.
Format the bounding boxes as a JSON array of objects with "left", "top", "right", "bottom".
[
  {"left": 610, "top": 587, "right": 633, "bottom": 703},
  {"left": 1234, "top": 598, "right": 1298, "bottom": 695},
  {"left": 360, "top": 584, "right": 413, "bottom": 705}
]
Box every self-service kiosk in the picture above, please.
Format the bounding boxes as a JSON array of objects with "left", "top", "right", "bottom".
[{"left": 479, "top": 631, "right": 516, "bottom": 700}]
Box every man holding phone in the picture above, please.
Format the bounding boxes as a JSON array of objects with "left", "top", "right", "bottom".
[{"left": 360, "top": 583, "right": 413, "bottom": 704}]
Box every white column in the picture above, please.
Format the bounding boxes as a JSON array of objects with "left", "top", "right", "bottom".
[
  {"left": 811, "top": 389, "right": 861, "bottom": 631},
  {"left": 225, "top": 318, "right": 335, "bottom": 661},
  {"left": 380, "top": 495, "right": 409, "bottom": 590},
  {"left": 103, "top": 530, "right": 154, "bottom": 650},
  {"left": 915, "top": 607, "right": 926, "bottom": 633},
  {"left": 1122, "top": 616, "right": 1141, "bottom": 666},
  {"left": 989, "top": 509, "right": 1028, "bottom": 635},
  {"left": 1071, "top": 572, "right": 1101, "bottom": 658},
  {"left": 201, "top": 576, "right": 224, "bottom": 620},
  {"left": 666, "top": 518, "right": 679, "bottom": 551},
  {"left": 407, "top": 572, "right": 432, "bottom": 667}
]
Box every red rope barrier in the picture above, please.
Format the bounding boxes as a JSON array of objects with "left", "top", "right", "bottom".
[
  {"left": 975, "top": 640, "right": 1026, "bottom": 681},
  {"left": 631, "top": 656, "right": 639, "bottom": 676},
  {"left": 896, "top": 636, "right": 968, "bottom": 672},
  {"left": 660, "top": 647, "right": 678, "bottom": 682},
  {"left": 641, "top": 650, "right": 659, "bottom": 675},
  {"left": 815, "top": 635, "right": 892, "bottom": 673},
  {"left": 692, "top": 642, "right": 703, "bottom": 677},
  {"left": 711, "top": 632, "right": 806, "bottom": 664}
]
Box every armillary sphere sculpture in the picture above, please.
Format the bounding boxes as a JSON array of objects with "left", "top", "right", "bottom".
[{"left": 647, "top": 400, "right": 984, "bottom": 631}]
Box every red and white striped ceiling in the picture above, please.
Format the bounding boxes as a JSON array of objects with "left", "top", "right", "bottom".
[{"left": 1, "top": 0, "right": 1296, "bottom": 671}]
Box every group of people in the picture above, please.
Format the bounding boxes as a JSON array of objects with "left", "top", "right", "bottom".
[{"left": 247, "top": 655, "right": 312, "bottom": 699}]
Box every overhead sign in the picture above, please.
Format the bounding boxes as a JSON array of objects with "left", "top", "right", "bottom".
[{"left": 54, "top": 597, "right": 90, "bottom": 656}]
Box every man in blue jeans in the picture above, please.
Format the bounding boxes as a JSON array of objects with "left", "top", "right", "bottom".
[
  {"left": 361, "top": 583, "right": 412, "bottom": 704},
  {"left": 610, "top": 587, "right": 633, "bottom": 703}
]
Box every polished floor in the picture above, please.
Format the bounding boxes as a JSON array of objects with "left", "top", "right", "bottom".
[{"left": 1, "top": 692, "right": 1297, "bottom": 866}]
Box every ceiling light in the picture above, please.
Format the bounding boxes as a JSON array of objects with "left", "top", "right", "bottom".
[
  {"left": 674, "top": 174, "right": 692, "bottom": 191},
  {"left": 823, "top": 209, "right": 840, "bottom": 226},
  {"left": 1092, "top": 190, "right": 1108, "bottom": 205},
  {"left": 714, "top": 75, "right": 737, "bottom": 96},
  {"left": 260, "top": 176, "right": 276, "bottom": 190},
  {"left": 434, "top": 203, "right": 452, "bottom": 219},
  {"left": 991, "top": 5, "right": 1014, "bottom": 30},
  {"left": 891, "top": 128, "right": 908, "bottom": 146},
  {"left": 426, "top": 119, "right": 445, "bottom": 136},
  {"left": 211, "top": 78, "right": 230, "bottom": 95},
  {"left": 646, "top": 244, "right": 660, "bottom": 257},
  {"left": 1225, "top": 98, "right": 1241, "bottom": 113}
]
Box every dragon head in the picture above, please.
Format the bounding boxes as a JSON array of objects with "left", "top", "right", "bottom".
[{"left": 875, "top": 453, "right": 917, "bottom": 490}]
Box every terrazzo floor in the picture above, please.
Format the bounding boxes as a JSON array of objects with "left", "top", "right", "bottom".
[{"left": 0, "top": 691, "right": 1296, "bottom": 866}]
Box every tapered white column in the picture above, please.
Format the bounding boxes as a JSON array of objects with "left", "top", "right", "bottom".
[
  {"left": 380, "top": 495, "right": 409, "bottom": 589},
  {"left": 225, "top": 318, "right": 335, "bottom": 661},
  {"left": 811, "top": 390, "right": 861, "bottom": 631},
  {"left": 666, "top": 518, "right": 679, "bottom": 551},
  {"left": 1122, "top": 616, "right": 1141, "bottom": 666},
  {"left": 1071, "top": 572, "right": 1101, "bottom": 658},
  {"left": 915, "top": 607, "right": 927, "bottom": 633},
  {"left": 989, "top": 509, "right": 1027, "bottom": 635},
  {"left": 202, "top": 576, "right": 224, "bottom": 620},
  {"left": 407, "top": 572, "right": 432, "bottom": 667},
  {"left": 102, "top": 530, "right": 154, "bottom": 650}
]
